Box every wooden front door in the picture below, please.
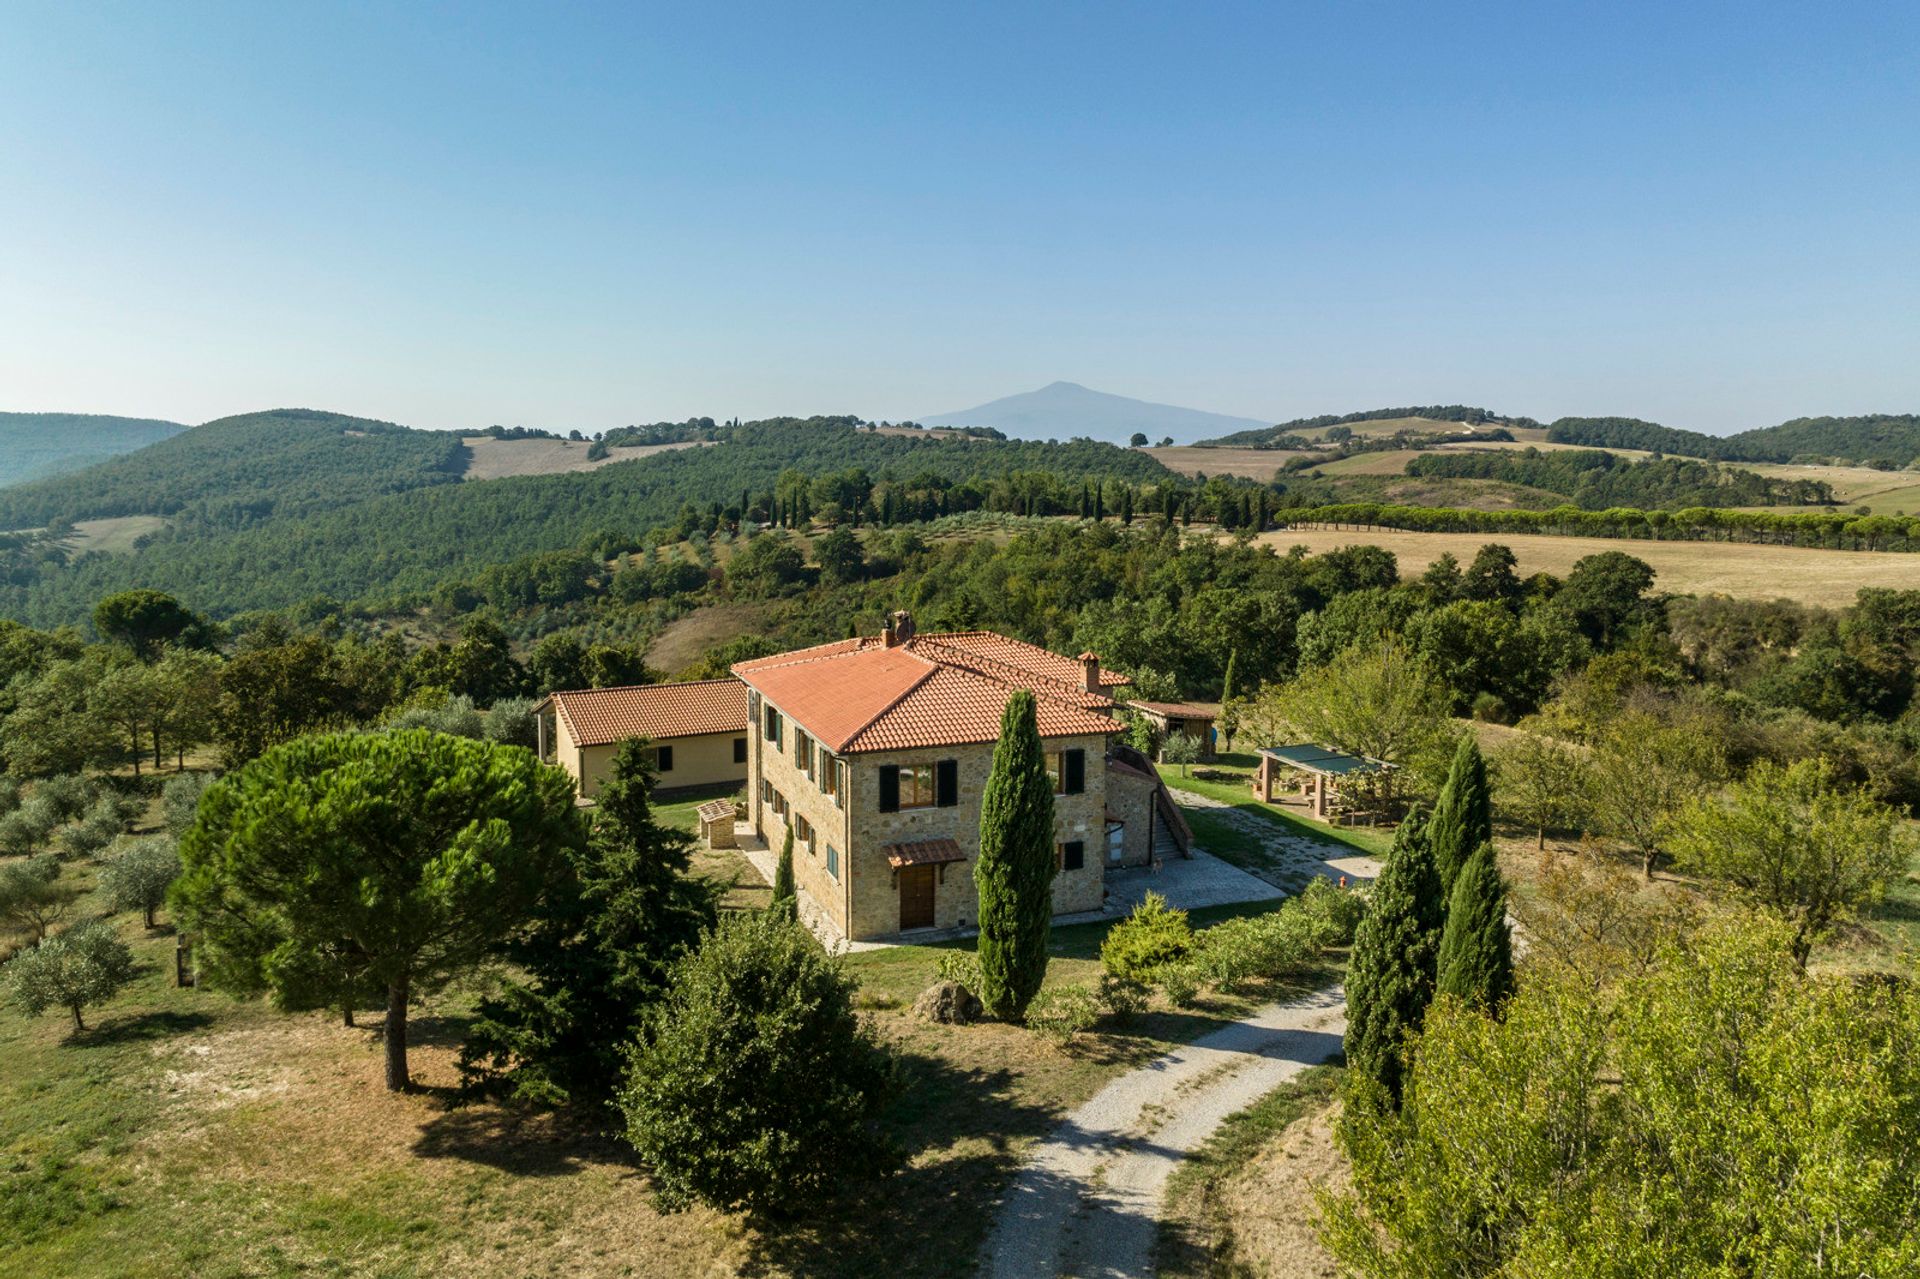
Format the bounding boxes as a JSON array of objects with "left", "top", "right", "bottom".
[{"left": 899, "top": 865, "right": 936, "bottom": 930}]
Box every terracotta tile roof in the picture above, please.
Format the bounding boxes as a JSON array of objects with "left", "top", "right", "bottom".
[
  {"left": 733, "top": 629, "right": 1122, "bottom": 754},
  {"left": 907, "top": 631, "right": 1130, "bottom": 690},
  {"left": 883, "top": 837, "right": 967, "bottom": 868},
  {"left": 1106, "top": 756, "right": 1158, "bottom": 782},
  {"left": 1130, "top": 700, "right": 1218, "bottom": 720},
  {"left": 546, "top": 679, "right": 747, "bottom": 747}
]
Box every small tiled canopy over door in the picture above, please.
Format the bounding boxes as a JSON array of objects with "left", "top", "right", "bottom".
[{"left": 899, "top": 864, "right": 937, "bottom": 930}]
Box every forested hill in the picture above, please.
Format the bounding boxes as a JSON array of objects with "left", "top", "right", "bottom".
[
  {"left": 0, "top": 409, "right": 467, "bottom": 529},
  {"left": 1732, "top": 414, "right": 1920, "bottom": 467},
  {"left": 0, "top": 412, "right": 186, "bottom": 486},
  {"left": 1201, "top": 406, "right": 1536, "bottom": 448},
  {"left": 0, "top": 417, "right": 1174, "bottom": 625},
  {"left": 1404, "top": 448, "right": 1835, "bottom": 508},
  {"left": 1548, "top": 413, "right": 1920, "bottom": 467}
]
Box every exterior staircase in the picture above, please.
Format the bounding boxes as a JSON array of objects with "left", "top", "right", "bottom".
[{"left": 1110, "top": 743, "right": 1193, "bottom": 862}]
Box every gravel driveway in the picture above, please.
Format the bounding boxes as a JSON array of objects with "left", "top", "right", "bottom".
[{"left": 978, "top": 985, "right": 1348, "bottom": 1279}]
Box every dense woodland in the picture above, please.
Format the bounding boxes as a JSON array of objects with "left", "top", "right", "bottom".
[
  {"left": 1548, "top": 411, "right": 1920, "bottom": 468},
  {"left": 1403, "top": 446, "right": 1835, "bottom": 507},
  {"left": 0, "top": 413, "right": 186, "bottom": 486}
]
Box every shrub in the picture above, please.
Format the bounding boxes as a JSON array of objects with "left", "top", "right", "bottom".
[
  {"left": 1159, "top": 962, "right": 1201, "bottom": 1008},
  {"left": 1098, "top": 973, "right": 1150, "bottom": 1022},
  {"left": 162, "top": 772, "right": 214, "bottom": 836},
  {"left": 1470, "top": 691, "right": 1512, "bottom": 724},
  {"left": 1025, "top": 983, "right": 1101, "bottom": 1048},
  {"left": 3, "top": 919, "right": 135, "bottom": 1032},
  {"left": 934, "top": 948, "right": 983, "bottom": 996},
  {"left": 387, "top": 695, "right": 486, "bottom": 739},
  {"left": 1189, "top": 890, "right": 1352, "bottom": 992},
  {"left": 1100, "top": 891, "right": 1194, "bottom": 982},
  {"left": 0, "top": 776, "right": 19, "bottom": 817},
  {"left": 99, "top": 837, "right": 181, "bottom": 928},
  {"left": 1294, "top": 875, "right": 1367, "bottom": 944},
  {"left": 620, "top": 912, "right": 894, "bottom": 1214}
]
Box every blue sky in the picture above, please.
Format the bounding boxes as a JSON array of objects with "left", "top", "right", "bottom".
[{"left": 1, "top": 1, "right": 1915, "bottom": 434}]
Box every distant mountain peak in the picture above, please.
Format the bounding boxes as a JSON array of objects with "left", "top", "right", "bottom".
[{"left": 921, "top": 382, "right": 1268, "bottom": 446}]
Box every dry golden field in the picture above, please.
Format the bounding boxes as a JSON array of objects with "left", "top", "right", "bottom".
[
  {"left": 1149, "top": 446, "right": 1301, "bottom": 480},
  {"left": 458, "top": 436, "right": 712, "bottom": 481},
  {"left": 1254, "top": 527, "right": 1920, "bottom": 607}
]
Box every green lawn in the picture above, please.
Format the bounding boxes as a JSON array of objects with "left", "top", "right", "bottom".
[{"left": 1157, "top": 755, "right": 1394, "bottom": 859}]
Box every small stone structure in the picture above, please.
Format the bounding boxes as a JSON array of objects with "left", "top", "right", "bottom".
[
  {"left": 698, "top": 798, "right": 739, "bottom": 848},
  {"left": 913, "top": 980, "right": 983, "bottom": 1025}
]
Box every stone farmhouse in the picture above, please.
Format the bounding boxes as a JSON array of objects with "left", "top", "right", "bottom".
[
  {"left": 732, "top": 612, "right": 1190, "bottom": 941},
  {"left": 534, "top": 679, "right": 748, "bottom": 799}
]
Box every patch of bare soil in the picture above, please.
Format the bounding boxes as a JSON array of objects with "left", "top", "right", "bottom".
[
  {"left": 1212, "top": 1101, "right": 1348, "bottom": 1278},
  {"left": 459, "top": 436, "right": 712, "bottom": 481}
]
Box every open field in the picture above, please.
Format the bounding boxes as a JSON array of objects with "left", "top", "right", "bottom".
[
  {"left": 59, "top": 515, "right": 170, "bottom": 555},
  {"left": 1254, "top": 526, "right": 1920, "bottom": 606},
  {"left": 458, "top": 437, "right": 712, "bottom": 481},
  {"left": 1303, "top": 449, "right": 1424, "bottom": 477},
  {"left": 1149, "top": 446, "right": 1301, "bottom": 480}
]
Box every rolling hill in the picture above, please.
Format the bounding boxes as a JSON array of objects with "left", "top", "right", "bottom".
[
  {"left": 0, "top": 412, "right": 186, "bottom": 487},
  {"left": 1200, "top": 405, "right": 1537, "bottom": 448},
  {"left": 0, "top": 413, "right": 1175, "bottom": 624},
  {"left": 1547, "top": 413, "right": 1920, "bottom": 467},
  {"left": 0, "top": 408, "right": 466, "bottom": 529},
  {"left": 921, "top": 381, "right": 1270, "bottom": 445}
]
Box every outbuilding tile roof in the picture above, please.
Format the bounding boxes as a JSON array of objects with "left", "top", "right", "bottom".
[
  {"left": 733, "top": 629, "right": 1123, "bottom": 754},
  {"left": 1131, "top": 700, "right": 1219, "bottom": 720},
  {"left": 546, "top": 679, "right": 747, "bottom": 747}
]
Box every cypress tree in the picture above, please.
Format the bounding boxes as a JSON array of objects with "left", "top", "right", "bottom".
[
  {"left": 1429, "top": 736, "right": 1492, "bottom": 894},
  {"left": 771, "top": 825, "right": 797, "bottom": 919},
  {"left": 1436, "top": 841, "right": 1514, "bottom": 1009},
  {"left": 974, "top": 690, "right": 1057, "bottom": 1021},
  {"left": 1220, "top": 649, "right": 1237, "bottom": 706},
  {"left": 1343, "top": 807, "right": 1445, "bottom": 1104}
]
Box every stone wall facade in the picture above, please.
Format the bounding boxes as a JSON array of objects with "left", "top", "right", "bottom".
[{"left": 745, "top": 687, "right": 1115, "bottom": 940}]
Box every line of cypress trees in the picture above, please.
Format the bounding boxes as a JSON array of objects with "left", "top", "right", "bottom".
[
  {"left": 974, "top": 689, "right": 1057, "bottom": 1021},
  {"left": 1435, "top": 841, "right": 1515, "bottom": 1009},
  {"left": 1343, "top": 806, "right": 1445, "bottom": 1104},
  {"left": 1429, "top": 736, "right": 1492, "bottom": 894}
]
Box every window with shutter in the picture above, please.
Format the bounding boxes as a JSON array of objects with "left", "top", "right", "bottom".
[
  {"left": 733, "top": 737, "right": 748, "bottom": 763},
  {"left": 1064, "top": 749, "right": 1085, "bottom": 794},
  {"left": 878, "top": 765, "right": 900, "bottom": 812},
  {"left": 656, "top": 744, "right": 674, "bottom": 772},
  {"left": 1058, "top": 839, "right": 1085, "bottom": 871},
  {"left": 936, "top": 759, "right": 958, "bottom": 807}
]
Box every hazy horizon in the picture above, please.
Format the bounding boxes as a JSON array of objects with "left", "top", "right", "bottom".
[{"left": 4, "top": 2, "right": 1916, "bottom": 436}]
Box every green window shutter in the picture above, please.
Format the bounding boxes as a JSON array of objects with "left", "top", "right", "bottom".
[
  {"left": 878, "top": 765, "right": 900, "bottom": 813},
  {"left": 936, "top": 759, "right": 959, "bottom": 807},
  {"left": 1064, "top": 749, "right": 1085, "bottom": 794}
]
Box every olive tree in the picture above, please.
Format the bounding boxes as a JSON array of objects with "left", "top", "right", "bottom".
[
  {"left": 5, "top": 919, "right": 135, "bottom": 1032},
  {"left": 100, "top": 836, "right": 182, "bottom": 928},
  {"left": 172, "top": 729, "right": 584, "bottom": 1090}
]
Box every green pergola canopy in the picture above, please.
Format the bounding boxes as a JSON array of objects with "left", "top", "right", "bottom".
[{"left": 1258, "top": 743, "right": 1387, "bottom": 776}]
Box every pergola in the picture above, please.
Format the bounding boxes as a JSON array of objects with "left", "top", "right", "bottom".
[{"left": 1254, "top": 743, "right": 1392, "bottom": 823}]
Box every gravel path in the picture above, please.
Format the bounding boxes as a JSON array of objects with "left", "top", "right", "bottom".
[
  {"left": 1172, "top": 788, "right": 1382, "bottom": 888},
  {"left": 978, "top": 985, "right": 1348, "bottom": 1279}
]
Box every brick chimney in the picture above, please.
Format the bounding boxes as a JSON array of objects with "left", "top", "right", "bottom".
[
  {"left": 881, "top": 617, "right": 897, "bottom": 647},
  {"left": 1077, "top": 651, "right": 1101, "bottom": 693}
]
